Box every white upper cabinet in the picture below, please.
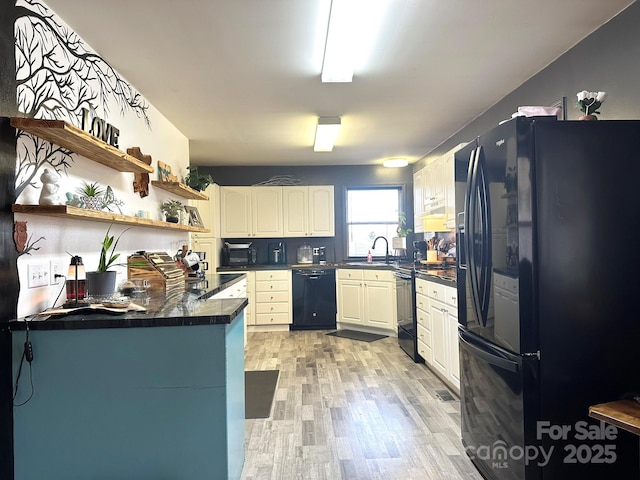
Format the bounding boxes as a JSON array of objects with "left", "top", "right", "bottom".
[
  {"left": 283, "top": 186, "right": 334, "bottom": 237},
  {"left": 413, "top": 169, "right": 424, "bottom": 233},
  {"left": 220, "top": 185, "right": 334, "bottom": 239},
  {"left": 220, "top": 186, "right": 252, "bottom": 237},
  {"left": 252, "top": 186, "right": 283, "bottom": 237},
  {"left": 220, "top": 186, "right": 283, "bottom": 237}
]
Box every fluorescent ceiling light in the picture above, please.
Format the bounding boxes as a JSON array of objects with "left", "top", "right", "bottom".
[
  {"left": 321, "top": 0, "right": 388, "bottom": 83},
  {"left": 314, "top": 117, "right": 341, "bottom": 152},
  {"left": 383, "top": 158, "right": 409, "bottom": 168}
]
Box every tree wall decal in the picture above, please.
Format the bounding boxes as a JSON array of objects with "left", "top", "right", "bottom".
[{"left": 14, "top": 0, "right": 152, "bottom": 196}]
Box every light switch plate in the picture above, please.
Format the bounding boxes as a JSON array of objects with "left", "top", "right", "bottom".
[{"left": 28, "top": 263, "right": 49, "bottom": 288}]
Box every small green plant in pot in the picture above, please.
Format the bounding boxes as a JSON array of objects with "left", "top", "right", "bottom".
[
  {"left": 392, "top": 212, "right": 412, "bottom": 250},
  {"left": 184, "top": 166, "right": 213, "bottom": 192},
  {"left": 86, "top": 225, "right": 129, "bottom": 299},
  {"left": 160, "top": 199, "right": 184, "bottom": 223},
  {"left": 77, "top": 181, "right": 105, "bottom": 210}
]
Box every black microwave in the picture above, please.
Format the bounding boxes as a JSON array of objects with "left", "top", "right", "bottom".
[{"left": 223, "top": 242, "right": 257, "bottom": 266}]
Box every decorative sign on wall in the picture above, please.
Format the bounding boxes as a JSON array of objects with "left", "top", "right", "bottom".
[
  {"left": 80, "top": 108, "right": 120, "bottom": 148},
  {"left": 158, "top": 161, "right": 178, "bottom": 182},
  {"left": 128, "top": 147, "right": 152, "bottom": 197}
]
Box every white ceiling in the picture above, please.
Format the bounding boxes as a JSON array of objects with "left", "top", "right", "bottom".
[{"left": 43, "top": 0, "right": 635, "bottom": 167}]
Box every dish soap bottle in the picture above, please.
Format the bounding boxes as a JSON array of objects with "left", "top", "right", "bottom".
[{"left": 367, "top": 250, "right": 373, "bottom": 263}]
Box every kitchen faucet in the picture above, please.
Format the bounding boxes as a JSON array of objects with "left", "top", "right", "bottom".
[{"left": 371, "top": 236, "right": 389, "bottom": 264}]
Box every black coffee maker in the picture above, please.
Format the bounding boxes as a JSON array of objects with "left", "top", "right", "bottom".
[
  {"left": 268, "top": 241, "right": 287, "bottom": 264},
  {"left": 413, "top": 240, "right": 427, "bottom": 264}
]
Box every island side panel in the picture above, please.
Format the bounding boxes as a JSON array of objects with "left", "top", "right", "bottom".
[
  {"left": 12, "top": 321, "right": 244, "bottom": 480},
  {"left": 226, "top": 310, "right": 246, "bottom": 479}
]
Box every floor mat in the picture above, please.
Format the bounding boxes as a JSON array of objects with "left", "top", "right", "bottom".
[
  {"left": 245, "top": 370, "right": 279, "bottom": 419},
  {"left": 326, "top": 329, "right": 388, "bottom": 342}
]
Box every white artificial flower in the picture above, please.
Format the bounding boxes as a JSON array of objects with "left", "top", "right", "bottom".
[
  {"left": 596, "top": 91, "right": 608, "bottom": 102},
  {"left": 576, "top": 90, "right": 589, "bottom": 101}
]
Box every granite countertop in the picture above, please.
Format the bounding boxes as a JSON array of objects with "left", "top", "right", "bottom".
[
  {"left": 9, "top": 273, "right": 248, "bottom": 331},
  {"left": 217, "top": 262, "right": 457, "bottom": 284}
]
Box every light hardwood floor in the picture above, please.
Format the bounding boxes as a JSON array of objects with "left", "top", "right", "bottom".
[{"left": 241, "top": 330, "right": 483, "bottom": 480}]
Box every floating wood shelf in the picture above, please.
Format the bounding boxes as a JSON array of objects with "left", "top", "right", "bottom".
[
  {"left": 10, "top": 117, "right": 154, "bottom": 174},
  {"left": 12, "top": 204, "right": 210, "bottom": 233},
  {"left": 151, "top": 181, "right": 209, "bottom": 200}
]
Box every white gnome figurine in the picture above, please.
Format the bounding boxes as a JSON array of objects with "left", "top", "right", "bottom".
[{"left": 39, "top": 168, "right": 61, "bottom": 205}]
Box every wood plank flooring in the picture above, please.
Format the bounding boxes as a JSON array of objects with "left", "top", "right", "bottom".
[{"left": 241, "top": 330, "right": 483, "bottom": 480}]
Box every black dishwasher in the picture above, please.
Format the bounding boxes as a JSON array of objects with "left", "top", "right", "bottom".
[{"left": 291, "top": 268, "right": 336, "bottom": 330}]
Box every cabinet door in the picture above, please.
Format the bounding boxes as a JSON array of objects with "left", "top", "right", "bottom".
[
  {"left": 252, "top": 187, "right": 283, "bottom": 237},
  {"left": 190, "top": 183, "right": 220, "bottom": 238},
  {"left": 443, "top": 150, "right": 456, "bottom": 228},
  {"left": 429, "top": 300, "right": 448, "bottom": 379},
  {"left": 337, "top": 280, "right": 364, "bottom": 325},
  {"left": 364, "top": 281, "right": 394, "bottom": 329},
  {"left": 283, "top": 186, "right": 308, "bottom": 237},
  {"left": 413, "top": 168, "right": 424, "bottom": 233},
  {"left": 191, "top": 236, "right": 220, "bottom": 272},
  {"left": 308, "top": 186, "right": 334, "bottom": 236},
  {"left": 447, "top": 311, "right": 460, "bottom": 391},
  {"left": 220, "top": 186, "right": 252, "bottom": 237}
]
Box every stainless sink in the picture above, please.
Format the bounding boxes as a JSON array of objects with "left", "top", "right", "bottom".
[{"left": 343, "top": 261, "right": 393, "bottom": 268}]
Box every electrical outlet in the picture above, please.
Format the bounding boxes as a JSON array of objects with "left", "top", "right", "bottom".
[
  {"left": 50, "top": 261, "right": 65, "bottom": 285},
  {"left": 28, "top": 263, "right": 50, "bottom": 288}
]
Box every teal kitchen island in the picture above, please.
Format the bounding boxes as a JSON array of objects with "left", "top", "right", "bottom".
[{"left": 8, "top": 274, "right": 247, "bottom": 480}]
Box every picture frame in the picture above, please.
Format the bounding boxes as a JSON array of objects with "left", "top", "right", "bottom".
[{"left": 184, "top": 205, "right": 204, "bottom": 228}]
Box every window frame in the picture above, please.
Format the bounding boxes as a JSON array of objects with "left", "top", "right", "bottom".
[{"left": 343, "top": 184, "right": 407, "bottom": 261}]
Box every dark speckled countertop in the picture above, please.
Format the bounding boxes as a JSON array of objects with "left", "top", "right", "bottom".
[{"left": 9, "top": 273, "right": 248, "bottom": 331}]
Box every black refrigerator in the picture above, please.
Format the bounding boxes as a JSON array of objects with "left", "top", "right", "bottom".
[{"left": 456, "top": 116, "right": 640, "bottom": 480}]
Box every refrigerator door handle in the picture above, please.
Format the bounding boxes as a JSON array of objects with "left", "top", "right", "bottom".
[
  {"left": 476, "top": 147, "right": 492, "bottom": 322},
  {"left": 459, "top": 330, "right": 519, "bottom": 373},
  {"left": 465, "top": 147, "right": 483, "bottom": 324}
]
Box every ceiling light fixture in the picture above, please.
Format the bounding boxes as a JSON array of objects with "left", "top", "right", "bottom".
[
  {"left": 314, "top": 117, "right": 341, "bottom": 152},
  {"left": 383, "top": 158, "right": 409, "bottom": 168},
  {"left": 321, "top": 0, "right": 388, "bottom": 83}
]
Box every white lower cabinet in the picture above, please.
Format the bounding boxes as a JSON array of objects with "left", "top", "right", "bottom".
[
  {"left": 253, "top": 270, "right": 291, "bottom": 328},
  {"left": 416, "top": 277, "right": 459, "bottom": 393},
  {"left": 215, "top": 272, "right": 254, "bottom": 347},
  {"left": 336, "top": 269, "right": 396, "bottom": 332}
]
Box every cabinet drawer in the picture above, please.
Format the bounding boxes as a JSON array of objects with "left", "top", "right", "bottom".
[
  {"left": 415, "top": 278, "right": 428, "bottom": 296},
  {"left": 337, "top": 269, "right": 363, "bottom": 280},
  {"left": 417, "top": 323, "right": 431, "bottom": 348},
  {"left": 415, "top": 292, "right": 430, "bottom": 314},
  {"left": 426, "top": 282, "right": 445, "bottom": 302},
  {"left": 255, "top": 312, "right": 291, "bottom": 325},
  {"left": 363, "top": 269, "right": 394, "bottom": 282},
  {"left": 255, "top": 280, "right": 289, "bottom": 292},
  {"left": 255, "top": 291, "right": 289, "bottom": 303},
  {"left": 443, "top": 285, "right": 457, "bottom": 308},
  {"left": 255, "top": 270, "right": 289, "bottom": 281},
  {"left": 255, "top": 302, "right": 289, "bottom": 314},
  {"left": 417, "top": 337, "right": 433, "bottom": 364},
  {"left": 416, "top": 306, "right": 431, "bottom": 330}
]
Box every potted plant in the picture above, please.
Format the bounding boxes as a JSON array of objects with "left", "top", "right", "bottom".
[
  {"left": 160, "top": 199, "right": 184, "bottom": 223},
  {"left": 392, "top": 212, "right": 412, "bottom": 250},
  {"left": 77, "top": 181, "right": 105, "bottom": 210},
  {"left": 85, "top": 225, "right": 129, "bottom": 298},
  {"left": 184, "top": 166, "right": 213, "bottom": 192}
]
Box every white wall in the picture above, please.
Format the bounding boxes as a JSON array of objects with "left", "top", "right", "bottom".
[{"left": 14, "top": 2, "right": 192, "bottom": 316}]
